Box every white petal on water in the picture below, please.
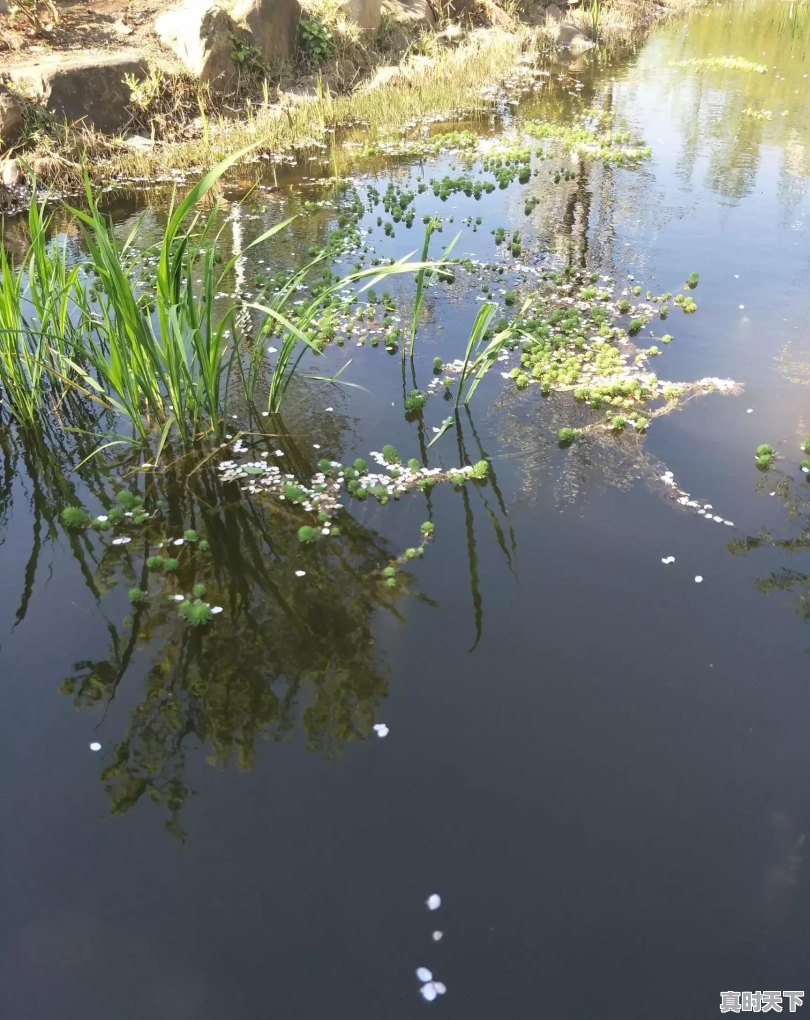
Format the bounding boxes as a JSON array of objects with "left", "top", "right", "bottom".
[
  {"left": 96, "top": 515, "right": 108, "bottom": 523},
  {"left": 432, "top": 931, "right": 443, "bottom": 941},
  {"left": 373, "top": 723, "right": 389, "bottom": 738},
  {"left": 295, "top": 570, "right": 306, "bottom": 577},
  {"left": 112, "top": 536, "right": 131, "bottom": 545},
  {"left": 433, "top": 982, "right": 447, "bottom": 995},
  {"left": 89, "top": 742, "right": 102, "bottom": 752},
  {"left": 420, "top": 984, "right": 438, "bottom": 1002},
  {"left": 746, "top": 408, "right": 753, "bottom": 414},
  {"left": 426, "top": 894, "right": 441, "bottom": 911},
  {"left": 694, "top": 575, "right": 704, "bottom": 583},
  {"left": 211, "top": 606, "right": 223, "bottom": 614},
  {"left": 416, "top": 968, "right": 433, "bottom": 982}
]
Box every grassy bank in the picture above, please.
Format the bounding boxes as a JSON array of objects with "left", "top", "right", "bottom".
[{"left": 0, "top": 0, "right": 706, "bottom": 202}]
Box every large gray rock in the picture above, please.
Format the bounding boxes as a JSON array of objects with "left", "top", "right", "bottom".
[
  {"left": 0, "top": 85, "right": 23, "bottom": 150},
  {"left": 230, "top": 0, "right": 302, "bottom": 62},
  {"left": 549, "top": 21, "right": 594, "bottom": 51},
  {"left": 155, "top": 0, "right": 239, "bottom": 82},
  {"left": 338, "top": 0, "right": 382, "bottom": 30},
  {"left": 0, "top": 157, "right": 21, "bottom": 188},
  {"left": 381, "top": 0, "right": 434, "bottom": 28},
  {"left": 7, "top": 53, "right": 148, "bottom": 133}
]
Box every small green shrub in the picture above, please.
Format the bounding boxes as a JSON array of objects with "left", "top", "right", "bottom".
[{"left": 299, "top": 17, "right": 334, "bottom": 66}]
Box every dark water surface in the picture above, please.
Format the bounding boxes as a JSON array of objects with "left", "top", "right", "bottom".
[{"left": 3, "top": 2, "right": 810, "bottom": 1017}]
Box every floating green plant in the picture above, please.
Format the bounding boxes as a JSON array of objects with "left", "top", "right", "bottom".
[
  {"left": 179, "top": 599, "right": 214, "bottom": 627},
  {"left": 755, "top": 443, "right": 776, "bottom": 469},
  {"left": 674, "top": 56, "right": 767, "bottom": 74},
  {"left": 558, "top": 427, "right": 581, "bottom": 446},
  {"left": 61, "top": 506, "right": 91, "bottom": 528}
]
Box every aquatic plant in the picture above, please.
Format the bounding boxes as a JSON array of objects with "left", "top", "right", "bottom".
[
  {"left": 755, "top": 443, "right": 776, "bottom": 469},
  {"left": 404, "top": 389, "right": 427, "bottom": 414},
  {"left": 674, "top": 56, "right": 767, "bottom": 74},
  {"left": 61, "top": 506, "right": 91, "bottom": 528},
  {"left": 557, "top": 427, "right": 581, "bottom": 446},
  {"left": 179, "top": 598, "right": 214, "bottom": 627}
]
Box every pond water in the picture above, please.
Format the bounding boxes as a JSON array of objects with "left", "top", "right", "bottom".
[{"left": 2, "top": 1, "right": 810, "bottom": 1016}]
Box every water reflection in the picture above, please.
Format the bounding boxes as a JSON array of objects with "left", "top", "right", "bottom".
[{"left": 648, "top": 0, "right": 810, "bottom": 202}]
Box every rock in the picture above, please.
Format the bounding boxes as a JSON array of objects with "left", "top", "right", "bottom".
[
  {"left": 362, "top": 63, "right": 404, "bottom": 90},
  {"left": 444, "top": 0, "right": 511, "bottom": 28},
  {"left": 0, "top": 85, "right": 23, "bottom": 150},
  {"left": 549, "top": 21, "right": 594, "bottom": 51},
  {"left": 321, "top": 55, "right": 359, "bottom": 89},
  {"left": 545, "top": 3, "right": 563, "bottom": 21},
  {"left": 437, "top": 22, "right": 465, "bottom": 42},
  {"left": 338, "top": 0, "right": 382, "bottom": 30},
  {"left": 381, "top": 0, "right": 434, "bottom": 28},
  {"left": 230, "top": 0, "right": 302, "bottom": 62},
  {"left": 0, "top": 157, "right": 21, "bottom": 188},
  {"left": 155, "top": 0, "right": 238, "bottom": 82},
  {"left": 7, "top": 53, "right": 148, "bottom": 133}
]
